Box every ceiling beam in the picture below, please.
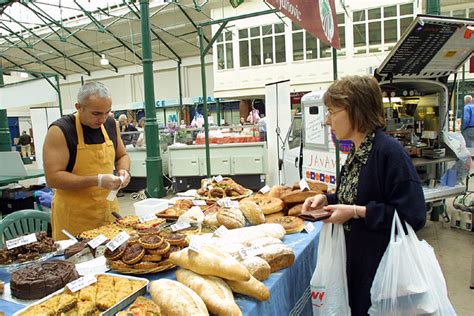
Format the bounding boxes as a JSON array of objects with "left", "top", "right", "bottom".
[{"left": 176, "top": 3, "right": 210, "bottom": 44}]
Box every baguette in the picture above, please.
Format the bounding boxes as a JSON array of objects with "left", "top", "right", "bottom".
[
  {"left": 226, "top": 275, "right": 270, "bottom": 301},
  {"left": 169, "top": 245, "right": 251, "bottom": 281},
  {"left": 150, "top": 279, "right": 208, "bottom": 315},
  {"left": 176, "top": 269, "right": 241, "bottom": 316}
]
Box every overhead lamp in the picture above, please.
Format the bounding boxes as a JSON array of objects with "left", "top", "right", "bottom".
[
  {"left": 100, "top": 54, "right": 109, "bottom": 66},
  {"left": 383, "top": 97, "right": 402, "bottom": 103}
]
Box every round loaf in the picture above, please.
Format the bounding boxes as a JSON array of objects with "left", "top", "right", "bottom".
[
  {"left": 217, "top": 208, "right": 246, "bottom": 229},
  {"left": 264, "top": 211, "right": 285, "bottom": 223},
  {"left": 239, "top": 201, "right": 265, "bottom": 225},
  {"left": 240, "top": 256, "right": 271, "bottom": 281},
  {"left": 204, "top": 211, "right": 219, "bottom": 227},
  {"left": 240, "top": 196, "right": 284, "bottom": 215},
  {"left": 288, "top": 203, "right": 303, "bottom": 216},
  {"left": 265, "top": 216, "right": 305, "bottom": 234},
  {"left": 150, "top": 279, "right": 208, "bottom": 315},
  {"left": 268, "top": 185, "right": 292, "bottom": 199}
]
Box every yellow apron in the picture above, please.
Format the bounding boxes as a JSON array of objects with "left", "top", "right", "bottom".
[{"left": 52, "top": 113, "right": 118, "bottom": 240}]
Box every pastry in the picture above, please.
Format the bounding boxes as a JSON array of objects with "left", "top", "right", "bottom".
[
  {"left": 175, "top": 199, "right": 193, "bottom": 209},
  {"left": 150, "top": 279, "right": 208, "bottom": 316},
  {"left": 139, "top": 235, "right": 163, "bottom": 249},
  {"left": 137, "top": 226, "right": 161, "bottom": 236},
  {"left": 116, "top": 296, "right": 160, "bottom": 316},
  {"left": 110, "top": 260, "right": 132, "bottom": 270},
  {"left": 164, "top": 233, "right": 186, "bottom": 246},
  {"left": 147, "top": 241, "right": 170, "bottom": 255},
  {"left": 104, "top": 243, "right": 127, "bottom": 261},
  {"left": 143, "top": 254, "right": 162, "bottom": 262},
  {"left": 217, "top": 207, "right": 246, "bottom": 229},
  {"left": 79, "top": 224, "right": 135, "bottom": 240},
  {"left": 56, "top": 293, "right": 77, "bottom": 313},
  {"left": 162, "top": 245, "right": 181, "bottom": 259},
  {"left": 239, "top": 201, "right": 265, "bottom": 225},
  {"left": 265, "top": 216, "right": 305, "bottom": 234},
  {"left": 134, "top": 261, "right": 160, "bottom": 270},
  {"left": 122, "top": 244, "right": 145, "bottom": 265},
  {"left": 240, "top": 256, "right": 271, "bottom": 281},
  {"left": 226, "top": 275, "right": 270, "bottom": 301},
  {"left": 116, "top": 215, "right": 140, "bottom": 227},
  {"left": 240, "top": 196, "right": 284, "bottom": 214},
  {"left": 134, "top": 218, "right": 166, "bottom": 231}
]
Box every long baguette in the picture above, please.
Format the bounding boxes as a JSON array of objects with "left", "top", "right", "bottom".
[{"left": 226, "top": 275, "right": 270, "bottom": 301}]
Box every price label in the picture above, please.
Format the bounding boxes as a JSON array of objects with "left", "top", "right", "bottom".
[
  {"left": 67, "top": 275, "right": 97, "bottom": 293},
  {"left": 214, "top": 225, "right": 229, "bottom": 238},
  {"left": 188, "top": 239, "right": 202, "bottom": 253},
  {"left": 304, "top": 222, "right": 315, "bottom": 233},
  {"left": 171, "top": 222, "right": 191, "bottom": 232},
  {"left": 218, "top": 198, "right": 239, "bottom": 208},
  {"left": 299, "top": 178, "right": 310, "bottom": 191},
  {"left": 213, "top": 175, "right": 224, "bottom": 183},
  {"left": 139, "top": 214, "right": 158, "bottom": 223},
  {"left": 259, "top": 185, "right": 271, "bottom": 194},
  {"left": 6, "top": 233, "right": 37, "bottom": 250},
  {"left": 192, "top": 200, "right": 207, "bottom": 206},
  {"left": 239, "top": 246, "right": 264, "bottom": 260},
  {"left": 87, "top": 234, "right": 107, "bottom": 249},
  {"left": 106, "top": 231, "right": 130, "bottom": 251}
]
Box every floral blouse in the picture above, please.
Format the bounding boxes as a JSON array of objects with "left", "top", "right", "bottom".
[{"left": 337, "top": 131, "right": 375, "bottom": 206}]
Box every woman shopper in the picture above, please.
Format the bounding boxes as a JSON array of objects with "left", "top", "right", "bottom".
[{"left": 302, "top": 75, "right": 426, "bottom": 315}]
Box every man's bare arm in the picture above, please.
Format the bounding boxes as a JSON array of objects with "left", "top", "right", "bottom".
[{"left": 43, "top": 126, "right": 98, "bottom": 190}]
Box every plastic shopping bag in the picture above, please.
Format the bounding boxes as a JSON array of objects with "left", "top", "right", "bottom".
[
  {"left": 369, "top": 212, "right": 437, "bottom": 316},
  {"left": 310, "top": 223, "right": 350, "bottom": 316}
]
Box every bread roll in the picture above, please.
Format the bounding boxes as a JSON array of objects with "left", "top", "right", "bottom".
[
  {"left": 239, "top": 201, "right": 265, "bottom": 225},
  {"left": 280, "top": 190, "right": 319, "bottom": 204},
  {"left": 240, "top": 196, "right": 284, "bottom": 215},
  {"left": 288, "top": 204, "right": 303, "bottom": 216},
  {"left": 217, "top": 208, "right": 246, "bottom": 229},
  {"left": 150, "top": 279, "right": 208, "bottom": 315},
  {"left": 169, "top": 245, "right": 250, "bottom": 281},
  {"left": 268, "top": 185, "right": 292, "bottom": 199},
  {"left": 176, "top": 269, "right": 241, "bottom": 316},
  {"left": 265, "top": 216, "right": 305, "bottom": 234},
  {"left": 259, "top": 244, "right": 295, "bottom": 272},
  {"left": 226, "top": 276, "right": 270, "bottom": 301},
  {"left": 264, "top": 211, "right": 285, "bottom": 223},
  {"left": 240, "top": 257, "right": 271, "bottom": 281}
]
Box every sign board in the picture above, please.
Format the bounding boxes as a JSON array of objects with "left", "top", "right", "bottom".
[{"left": 266, "top": 0, "right": 340, "bottom": 49}]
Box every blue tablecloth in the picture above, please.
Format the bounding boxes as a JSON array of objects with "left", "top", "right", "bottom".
[{"left": 0, "top": 222, "right": 322, "bottom": 316}]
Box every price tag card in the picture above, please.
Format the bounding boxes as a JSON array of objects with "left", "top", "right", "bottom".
[
  {"left": 6, "top": 233, "right": 37, "bottom": 250},
  {"left": 106, "top": 231, "right": 130, "bottom": 251},
  {"left": 218, "top": 198, "right": 239, "bottom": 208},
  {"left": 139, "top": 214, "right": 158, "bottom": 223},
  {"left": 304, "top": 222, "right": 315, "bottom": 233},
  {"left": 239, "top": 246, "right": 264, "bottom": 260},
  {"left": 214, "top": 225, "right": 229, "bottom": 238},
  {"left": 192, "top": 200, "right": 207, "bottom": 206},
  {"left": 213, "top": 175, "right": 224, "bottom": 183},
  {"left": 67, "top": 275, "right": 97, "bottom": 293},
  {"left": 171, "top": 222, "right": 191, "bottom": 232},
  {"left": 87, "top": 234, "right": 107, "bottom": 249},
  {"left": 188, "top": 239, "right": 202, "bottom": 253},
  {"left": 299, "top": 178, "right": 310, "bottom": 191},
  {"left": 259, "top": 185, "right": 271, "bottom": 194}
]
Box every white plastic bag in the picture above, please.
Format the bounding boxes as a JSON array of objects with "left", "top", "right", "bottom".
[
  {"left": 369, "top": 212, "right": 439, "bottom": 315},
  {"left": 310, "top": 223, "right": 350, "bottom": 316}
]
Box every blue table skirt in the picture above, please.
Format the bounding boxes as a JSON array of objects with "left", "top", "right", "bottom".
[{"left": 0, "top": 222, "right": 322, "bottom": 316}]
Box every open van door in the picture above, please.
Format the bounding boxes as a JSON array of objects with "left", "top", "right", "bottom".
[{"left": 282, "top": 114, "right": 303, "bottom": 186}]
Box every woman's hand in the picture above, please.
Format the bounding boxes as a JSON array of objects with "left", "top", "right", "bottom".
[
  {"left": 302, "top": 194, "right": 328, "bottom": 212},
  {"left": 322, "top": 204, "right": 355, "bottom": 224}
]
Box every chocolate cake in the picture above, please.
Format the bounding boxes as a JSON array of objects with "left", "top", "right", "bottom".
[{"left": 10, "top": 260, "right": 79, "bottom": 300}]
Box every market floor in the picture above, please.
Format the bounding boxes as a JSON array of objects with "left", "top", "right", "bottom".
[{"left": 117, "top": 193, "right": 474, "bottom": 315}]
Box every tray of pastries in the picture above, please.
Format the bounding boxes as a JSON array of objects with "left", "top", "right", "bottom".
[
  {"left": 195, "top": 177, "right": 253, "bottom": 201},
  {"left": 78, "top": 223, "right": 137, "bottom": 240},
  {"left": 157, "top": 199, "right": 214, "bottom": 221},
  {"left": 14, "top": 273, "right": 148, "bottom": 316}
]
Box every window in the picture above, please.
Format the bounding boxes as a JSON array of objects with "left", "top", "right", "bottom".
[
  {"left": 216, "top": 31, "right": 233, "bottom": 70},
  {"left": 443, "top": 8, "right": 473, "bottom": 19},
  {"left": 292, "top": 13, "right": 345, "bottom": 60},
  {"left": 238, "top": 23, "right": 286, "bottom": 67}
]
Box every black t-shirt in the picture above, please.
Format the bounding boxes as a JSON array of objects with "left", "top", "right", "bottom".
[
  {"left": 19, "top": 134, "right": 31, "bottom": 145},
  {"left": 50, "top": 114, "right": 118, "bottom": 172}
]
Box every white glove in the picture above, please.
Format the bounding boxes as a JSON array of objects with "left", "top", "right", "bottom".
[
  {"left": 117, "top": 169, "right": 131, "bottom": 188},
  {"left": 97, "top": 174, "right": 122, "bottom": 190}
]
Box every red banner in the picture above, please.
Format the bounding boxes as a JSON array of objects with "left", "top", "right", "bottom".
[
  {"left": 266, "top": 0, "right": 340, "bottom": 49},
  {"left": 470, "top": 56, "right": 474, "bottom": 73}
]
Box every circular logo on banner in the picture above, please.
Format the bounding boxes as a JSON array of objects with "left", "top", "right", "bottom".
[
  {"left": 330, "top": 130, "right": 352, "bottom": 154},
  {"left": 319, "top": 0, "right": 334, "bottom": 43}
]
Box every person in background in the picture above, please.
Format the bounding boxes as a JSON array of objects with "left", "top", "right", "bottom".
[
  {"left": 247, "top": 104, "right": 260, "bottom": 124},
  {"left": 257, "top": 113, "right": 267, "bottom": 141},
  {"left": 118, "top": 114, "right": 138, "bottom": 146},
  {"left": 18, "top": 131, "right": 32, "bottom": 158},
  {"left": 135, "top": 118, "right": 145, "bottom": 148},
  {"left": 43, "top": 82, "right": 131, "bottom": 240},
  {"left": 462, "top": 95, "right": 474, "bottom": 147},
  {"left": 302, "top": 75, "right": 426, "bottom": 315}
]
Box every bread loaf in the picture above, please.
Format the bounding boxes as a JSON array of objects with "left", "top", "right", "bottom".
[
  {"left": 280, "top": 190, "right": 319, "bottom": 204},
  {"left": 169, "top": 245, "right": 251, "bottom": 281},
  {"left": 176, "top": 269, "right": 241, "bottom": 316},
  {"left": 149, "top": 279, "right": 208, "bottom": 315},
  {"left": 265, "top": 216, "right": 305, "bottom": 234},
  {"left": 226, "top": 276, "right": 270, "bottom": 301},
  {"left": 240, "top": 196, "right": 284, "bottom": 215},
  {"left": 288, "top": 204, "right": 303, "bottom": 216},
  {"left": 217, "top": 208, "right": 246, "bottom": 229},
  {"left": 259, "top": 244, "right": 295, "bottom": 272},
  {"left": 245, "top": 236, "right": 282, "bottom": 248},
  {"left": 240, "top": 257, "right": 271, "bottom": 281},
  {"left": 239, "top": 201, "right": 265, "bottom": 225},
  {"left": 204, "top": 211, "right": 219, "bottom": 227},
  {"left": 268, "top": 185, "right": 292, "bottom": 199}
]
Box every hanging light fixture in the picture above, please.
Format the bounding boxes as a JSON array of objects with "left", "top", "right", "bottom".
[{"left": 100, "top": 54, "right": 109, "bottom": 66}]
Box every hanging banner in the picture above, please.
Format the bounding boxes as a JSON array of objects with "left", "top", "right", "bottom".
[{"left": 266, "top": 0, "right": 340, "bottom": 49}]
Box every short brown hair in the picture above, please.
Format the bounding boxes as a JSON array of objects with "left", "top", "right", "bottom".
[{"left": 323, "top": 75, "right": 385, "bottom": 133}]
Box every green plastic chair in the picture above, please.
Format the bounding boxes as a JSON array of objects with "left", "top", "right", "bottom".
[{"left": 0, "top": 209, "right": 51, "bottom": 247}]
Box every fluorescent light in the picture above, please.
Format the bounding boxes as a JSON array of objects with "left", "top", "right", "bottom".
[
  {"left": 100, "top": 54, "right": 109, "bottom": 66},
  {"left": 19, "top": 72, "right": 28, "bottom": 78},
  {"left": 383, "top": 97, "right": 402, "bottom": 103}
]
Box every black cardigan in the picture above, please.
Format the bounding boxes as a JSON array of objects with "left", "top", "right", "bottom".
[{"left": 326, "top": 128, "right": 426, "bottom": 315}]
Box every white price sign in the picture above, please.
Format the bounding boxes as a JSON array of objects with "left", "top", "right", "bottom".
[
  {"left": 192, "top": 200, "right": 207, "bottom": 206},
  {"left": 299, "top": 178, "right": 310, "bottom": 191},
  {"left": 106, "top": 231, "right": 130, "bottom": 251},
  {"left": 87, "top": 234, "right": 107, "bottom": 249},
  {"left": 218, "top": 198, "right": 239, "bottom": 208},
  {"left": 171, "top": 222, "right": 191, "bottom": 232},
  {"left": 304, "top": 222, "right": 315, "bottom": 233},
  {"left": 188, "top": 239, "right": 202, "bottom": 253},
  {"left": 259, "top": 185, "right": 271, "bottom": 194},
  {"left": 67, "top": 275, "right": 97, "bottom": 293},
  {"left": 139, "top": 214, "right": 158, "bottom": 223},
  {"left": 239, "top": 246, "right": 264, "bottom": 259},
  {"left": 6, "top": 233, "right": 37, "bottom": 250},
  {"left": 213, "top": 175, "right": 224, "bottom": 183},
  {"left": 214, "top": 225, "right": 229, "bottom": 238}
]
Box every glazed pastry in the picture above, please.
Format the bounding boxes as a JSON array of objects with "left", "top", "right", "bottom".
[
  {"left": 162, "top": 245, "right": 181, "bottom": 259},
  {"left": 137, "top": 226, "right": 161, "bottom": 236},
  {"left": 143, "top": 254, "right": 162, "bottom": 262},
  {"left": 164, "top": 233, "right": 186, "bottom": 246},
  {"left": 139, "top": 235, "right": 163, "bottom": 249},
  {"left": 122, "top": 244, "right": 145, "bottom": 265},
  {"left": 147, "top": 241, "right": 170, "bottom": 255},
  {"left": 104, "top": 243, "right": 127, "bottom": 261}
]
